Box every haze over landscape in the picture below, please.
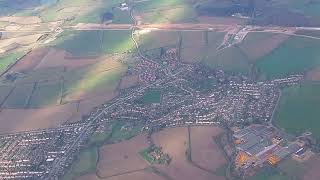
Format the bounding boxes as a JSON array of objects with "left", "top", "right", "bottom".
[{"left": 0, "top": 0, "right": 320, "bottom": 179}]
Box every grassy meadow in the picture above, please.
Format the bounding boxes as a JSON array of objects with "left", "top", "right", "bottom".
[
  {"left": 256, "top": 36, "right": 320, "bottom": 79},
  {"left": 274, "top": 83, "right": 320, "bottom": 139},
  {"left": 55, "top": 30, "right": 134, "bottom": 56}
]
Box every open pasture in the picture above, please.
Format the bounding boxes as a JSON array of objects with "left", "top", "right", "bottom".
[
  {"left": 256, "top": 36, "right": 320, "bottom": 79},
  {"left": 138, "top": 31, "right": 180, "bottom": 51},
  {"left": 0, "top": 85, "right": 13, "bottom": 105},
  {"left": 204, "top": 45, "right": 250, "bottom": 75},
  {"left": 28, "top": 81, "right": 61, "bottom": 108},
  {"left": 238, "top": 32, "right": 289, "bottom": 61},
  {"left": 274, "top": 83, "right": 320, "bottom": 139},
  {"left": 62, "top": 58, "right": 126, "bottom": 102},
  {"left": 0, "top": 51, "right": 26, "bottom": 74},
  {"left": 3, "top": 83, "right": 34, "bottom": 108},
  {"left": 55, "top": 30, "right": 134, "bottom": 57}
]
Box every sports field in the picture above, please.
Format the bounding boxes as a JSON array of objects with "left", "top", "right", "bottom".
[{"left": 138, "top": 89, "right": 161, "bottom": 104}]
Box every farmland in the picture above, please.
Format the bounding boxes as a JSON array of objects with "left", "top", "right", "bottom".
[
  {"left": 274, "top": 83, "right": 320, "bottom": 139},
  {"left": 3, "top": 84, "right": 34, "bottom": 108},
  {"left": 96, "top": 135, "right": 149, "bottom": 178},
  {"left": 54, "top": 30, "right": 134, "bottom": 56},
  {"left": 189, "top": 126, "right": 226, "bottom": 174},
  {"left": 28, "top": 82, "right": 61, "bottom": 108},
  {"left": 256, "top": 36, "right": 320, "bottom": 79},
  {"left": 3, "top": 0, "right": 320, "bottom": 179},
  {"left": 0, "top": 51, "right": 26, "bottom": 74},
  {"left": 151, "top": 127, "right": 226, "bottom": 180},
  {"left": 134, "top": 0, "right": 198, "bottom": 24}
]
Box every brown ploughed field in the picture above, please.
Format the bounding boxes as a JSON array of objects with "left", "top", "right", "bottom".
[
  {"left": 190, "top": 126, "right": 226, "bottom": 172},
  {"left": 152, "top": 127, "right": 225, "bottom": 180},
  {"left": 96, "top": 135, "right": 149, "bottom": 178}
]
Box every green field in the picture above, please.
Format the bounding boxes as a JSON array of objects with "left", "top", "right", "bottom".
[
  {"left": 0, "top": 85, "right": 13, "bottom": 105},
  {"left": 274, "top": 83, "right": 320, "bottom": 139},
  {"left": 108, "top": 120, "right": 144, "bottom": 143},
  {"left": 28, "top": 82, "right": 61, "bottom": 108},
  {"left": 63, "top": 147, "right": 98, "bottom": 180},
  {"left": 74, "top": 0, "right": 133, "bottom": 24},
  {"left": 139, "top": 4, "right": 197, "bottom": 24},
  {"left": 138, "top": 89, "right": 161, "bottom": 104},
  {"left": 62, "top": 62, "right": 127, "bottom": 102},
  {"left": 271, "top": 0, "right": 320, "bottom": 19},
  {"left": 3, "top": 84, "right": 34, "bottom": 108},
  {"left": 0, "top": 51, "right": 25, "bottom": 74},
  {"left": 15, "top": 67, "right": 64, "bottom": 84},
  {"left": 256, "top": 36, "right": 320, "bottom": 79},
  {"left": 204, "top": 46, "right": 251, "bottom": 75},
  {"left": 139, "top": 31, "right": 180, "bottom": 51},
  {"left": 54, "top": 30, "right": 134, "bottom": 56},
  {"left": 134, "top": 0, "right": 186, "bottom": 11},
  {"left": 249, "top": 165, "right": 290, "bottom": 180},
  {"left": 89, "top": 130, "right": 111, "bottom": 145}
]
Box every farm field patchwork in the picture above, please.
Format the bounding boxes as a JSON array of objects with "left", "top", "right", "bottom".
[
  {"left": 3, "top": 84, "right": 34, "bottom": 108},
  {"left": 0, "top": 85, "right": 13, "bottom": 105},
  {"left": 204, "top": 45, "right": 251, "bottom": 75},
  {"left": 238, "top": 32, "right": 289, "bottom": 61}
]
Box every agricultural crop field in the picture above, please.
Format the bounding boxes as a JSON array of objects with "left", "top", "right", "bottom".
[
  {"left": 3, "top": 84, "right": 34, "bottom": 108},
  {"left": 0, "top": 52, "right": 26, "bottom": 74},
  {"left": 54, "top": 30, "right": 134, "bottom": 56},
  {"left": 134, "top": 0, "right": 198, "bottom": 24},
  {"left": 274, "top": 83, "right": 320, "bottom": 139},
  {"left": 256, "top": 36, "right": 320, "bottom": 79},
  {"left": 28, "top": 82, "right": 61, "bottom": 108}
]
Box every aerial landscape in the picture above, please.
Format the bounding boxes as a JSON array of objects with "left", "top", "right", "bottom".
[{"left": 1, "top": 0, "right": 320, "bottom": 179}]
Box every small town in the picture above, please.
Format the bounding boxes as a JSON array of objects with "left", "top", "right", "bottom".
[{"left": 0, "top": 46, "right": 310, "bottom": 179}]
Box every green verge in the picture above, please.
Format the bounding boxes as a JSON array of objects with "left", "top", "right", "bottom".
[{"left": 274, "top": 82, "right": 320, "bottom": 139}]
